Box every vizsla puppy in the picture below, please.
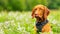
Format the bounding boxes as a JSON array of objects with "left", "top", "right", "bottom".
[{"left": 31, "top": 5, "right": 52, "bottom": 34}]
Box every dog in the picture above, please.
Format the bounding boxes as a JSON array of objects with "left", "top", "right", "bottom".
[{"left": 31, "top": 5, "right": 52, "bottom": 34}]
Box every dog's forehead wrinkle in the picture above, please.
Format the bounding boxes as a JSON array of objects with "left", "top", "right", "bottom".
[{"left": 35, "top": 7, "right": 44, "bottom": 10}]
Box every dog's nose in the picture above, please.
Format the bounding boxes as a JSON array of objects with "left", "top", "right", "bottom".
[{"left": 35, "top": 14, "right": 39, "bottom": 17}]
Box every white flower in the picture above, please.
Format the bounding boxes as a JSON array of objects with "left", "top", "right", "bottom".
[
  {"left": 52, "top": 19, "right": 57, "bottom": 24},
  {"left": 57, "top": 24, "right": 60, "bottom": 27},
  {"left": 25, "top": 18, "right": 28, "bottom": 22},
  {"left": 0, "top": 29, "right": 4, "bottom": 34}
]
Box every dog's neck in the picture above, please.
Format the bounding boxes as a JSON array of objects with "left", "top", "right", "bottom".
[
  {"left": 38, "top": 20, "right": 48, "bottom": 23},
  {"left": 36, "top": 19, "right": 47, "bottom": 23}
]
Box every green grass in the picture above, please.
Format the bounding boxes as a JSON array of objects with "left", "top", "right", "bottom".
[{"left": 0, "top": 10, "right": 60, "bottom": 34}]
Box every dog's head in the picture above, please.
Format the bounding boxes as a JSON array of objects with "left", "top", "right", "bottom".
[{"left": 31, "top": 5, "right": 50, "bottom": 21}]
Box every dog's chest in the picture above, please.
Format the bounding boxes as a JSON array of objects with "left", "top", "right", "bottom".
[{"left": 36, "top": 20, "right": 48, "bottom": 32}]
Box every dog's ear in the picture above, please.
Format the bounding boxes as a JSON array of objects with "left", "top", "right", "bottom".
[
  {"left": 31, "top": 8, "right": 36, "bottom": 19},
  {"left": 43, "top": 6, "right": 50, "bottom": 20}
]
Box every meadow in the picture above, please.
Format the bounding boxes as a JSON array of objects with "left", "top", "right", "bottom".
[{"left": 0, "top": 10, "right": 60, "bottom": 34}]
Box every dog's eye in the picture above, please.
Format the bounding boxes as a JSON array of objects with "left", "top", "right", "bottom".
[{"left": 35, "top": 9, "right": 37, "bottom": 10}]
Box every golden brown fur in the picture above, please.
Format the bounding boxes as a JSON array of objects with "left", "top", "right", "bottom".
[{"left": 31, "top": 5, "right": 52, "bottom": 34}]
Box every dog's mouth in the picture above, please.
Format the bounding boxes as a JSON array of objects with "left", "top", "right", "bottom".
[
  {"left": 35, "top": 16, "right": 39, "bottom": 18},
  {"left": 35, "top": 16, "right": 42, "bottom": 21}
]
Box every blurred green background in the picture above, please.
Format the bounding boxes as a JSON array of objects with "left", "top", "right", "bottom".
[
  {"left": 0, "top": 0, "right": 60, "bottom": 34},
  {"left": 0, "top": 0, "right": 60, "bottom": 11}
]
